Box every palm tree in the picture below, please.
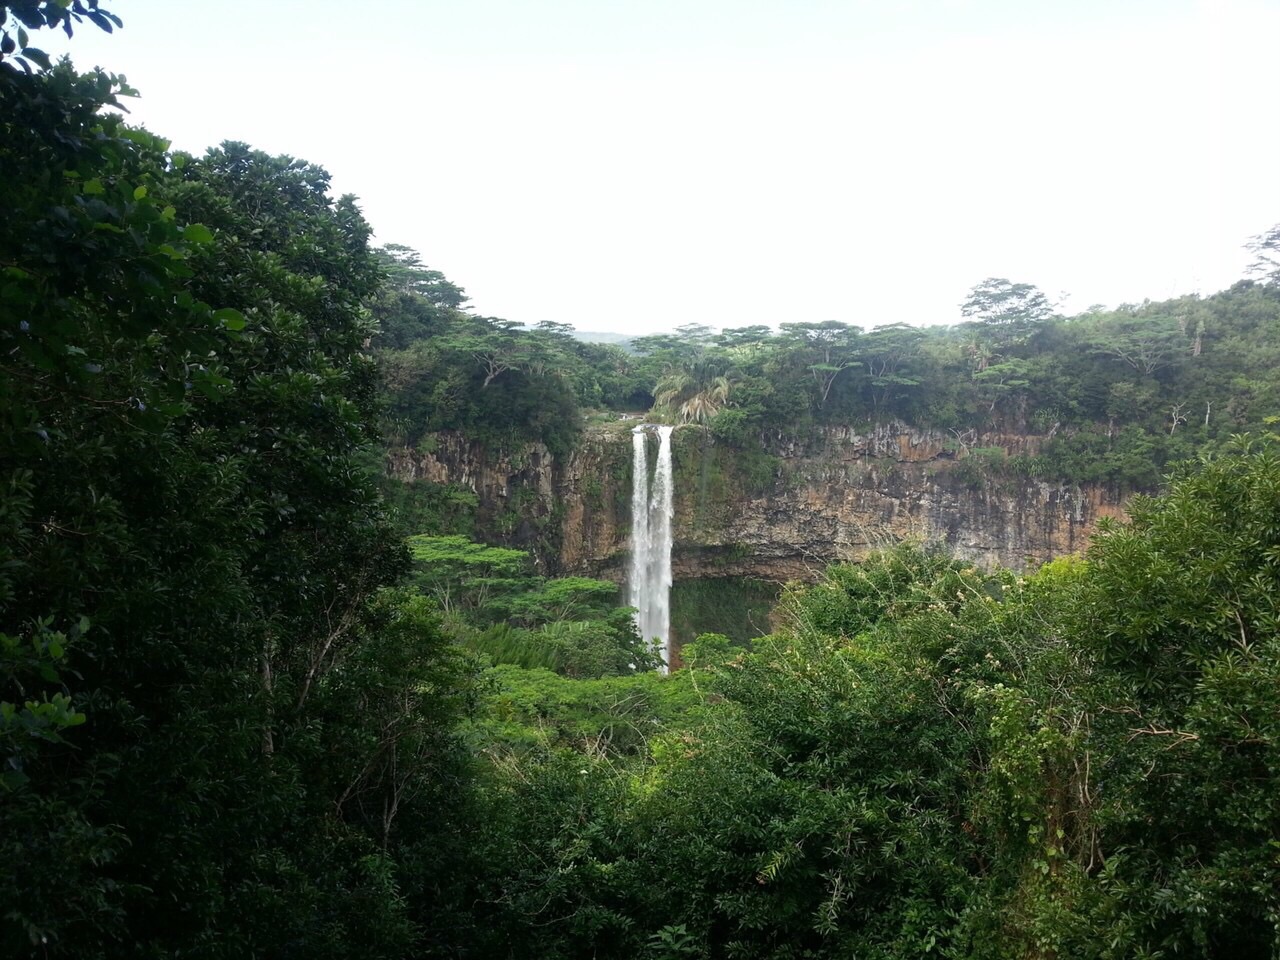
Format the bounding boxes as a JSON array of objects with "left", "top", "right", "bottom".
[{"left": 652, "top": 355, "right": 732, "bottom": 423}]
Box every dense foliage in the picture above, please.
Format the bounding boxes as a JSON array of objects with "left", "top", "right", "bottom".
[
  {"left": 622, "top": 286, "right": 1280, "bottom": 489},
  {"left": 5, "top": 8, "right": 1280, "bottom": 960},
  {"left": 407, "top": 534, "right": 657, "bottom": 677},
  {"left": 443, "top": 446, "right": 1280, "bottom": 959},
  {"left": 374, "top": 246, "right": 649, "bottom": 456},
  {"left": 376, "top": 259, "right": 1279, "bottom": 491},
  {"left": 2, "top": 13, "right": 468, "bottom": 954}
]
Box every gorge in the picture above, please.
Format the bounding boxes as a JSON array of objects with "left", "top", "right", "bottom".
[{"left": 11, "top": 5, "right": 1280, "bottom": 954}]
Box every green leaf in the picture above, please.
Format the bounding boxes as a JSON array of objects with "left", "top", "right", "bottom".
[
  {"left": 183, "top": 223, "right": 215, "bottom": 244},
  {"left": 133, "top": 185, "right": 147, "bottom": 200},
  {"left": 83, "top": 178, "right": 105, "bottom": 195},
  {"left": 23, "top": 47, "right": 51, "bottom": 70},
  {"left": 214, "top": 307, "right": 247, "bottom": 331}
]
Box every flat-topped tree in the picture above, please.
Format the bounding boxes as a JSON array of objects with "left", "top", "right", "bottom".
[
  {"left": 859, "top": 322, "right": 925, "bottom": 412},
  {"left": 778, "top": 321, "right": 863, "bottom": 408},
  {"left": 375, "top": 243, "right": 469, "bottom": 307},
  {"left": 716, "top": 325, "right": 774, "bottom": 349},
  {"left": 534, "top": 320, "right": 576, "bottom": 339},
  {"left": 961, "top": 278, "right": 1056, "bottom": 355}
]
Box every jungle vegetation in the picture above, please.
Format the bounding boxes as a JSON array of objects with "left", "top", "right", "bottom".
[
  {"left": 377, "top": 242, "right": 1280, "bottom": 493},
  {"left": 3, "top": 5, "right": 1279, "bottom": 959}
]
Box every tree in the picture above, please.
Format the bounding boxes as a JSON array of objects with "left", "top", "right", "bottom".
[
  {"left": 716, "top": 325, "right": 774, "bottom": 350},
  {"left": 375, "top": 243, "right": 469, "bottom": 307},
  {"left": 1245, "top": 222, "right": 1280, "bottom": 285},
  {"left": 962, "top": 277, "right": 1055, "bottom": 326},
  {"left": 379, "top": 311, "right": 584, "bottom": 455},
  {"left": 1089, "top": 312, "right": 1184, "bottom": 374},
  {"left": 859, "top": 323, "right": 924, "bottom": 412},
  {"left": 653, "top": 355, "right": 733, "bottom": 424},
  {"left": 2, "top": 19, "right": 459, "bottom": 947},
  {"left": 534, "top": 320, "right": 576, "bottom": 339},
  {"left": 471, "top": 321, "right": 527, "bottom": 387},
  {"left": 2, "top": 37, "right": 248, "bottom": 951},
  {"left": 973, "top": 357, "right": 1032, "bottom": 413},
  {"left": 778, "top": 321, "right": 863, "bottom": 408},
  {"left": 1072, "top": 441, "right": 1280, "bottom": 956},
  {"left": 407, "top": 535, "right": 531, "bottom": 613},
  {"left": 672, "top": 322, "right": 716, "bottom": 343},
  {"left": 506, "top": 576, "right": 620, "bottom": 625}
]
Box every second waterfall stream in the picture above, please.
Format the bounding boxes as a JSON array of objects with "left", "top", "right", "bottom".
[{"left": 628, "top": 424, "right": 674, "bottom": 673}]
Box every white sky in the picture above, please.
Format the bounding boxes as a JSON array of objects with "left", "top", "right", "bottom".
[{"left": 45, "top": 0, "right": 1280, "bottom": 334}]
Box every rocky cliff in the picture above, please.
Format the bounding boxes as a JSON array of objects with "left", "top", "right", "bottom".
[{"left": 385, "top": 422, "right": 1128, "bottom": 583}]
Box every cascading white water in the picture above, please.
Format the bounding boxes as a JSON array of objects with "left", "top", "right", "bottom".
[
  {"left": 628, "top": 424, "right": 675, "bottom": 673},
  {"left": 650, "top": 425, "right": 674, "bottom": 671},
  {"left": 628, "top": 427, "right": 651, "bottom": 642}
]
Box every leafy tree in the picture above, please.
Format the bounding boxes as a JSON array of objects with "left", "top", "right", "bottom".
[
  {"left": 0, "top": 32, "right": 252, "bottom": 951},
  {"left": 778, "top": 320, "right": 863, "bottom": 408},
  {"left": 859, "top": 322, "right": 925, "bottom": 412},
  {"left": 380, "top": 316, "right": 584, "bottom": 454},
  {"left": 1088, "top": 310, "right": 1186, "bottom": 374},
  {"left": 407, "top": 536, "right": 657, "bottom": 677},
  {"left": 961, "top": 277, "right": 1055, "bottom": 328},
  {"left": 407, "top": 535, "right": 531, "bottom": 613},
  {"left": 1082, "top": 448, "right": 1280, "bottom": 955},
  {"left": 376, "top": 242, "right": 469, "bottom": 306},
  {"left": 368, "top": 244, "right": 472, "bottom": 352},
  {"left": 507, "top": 575, "right": 620, "bottom": 625},
  {"left": 1246, "top": 222, "right": 1280, "bottom": 285},
  {"left": 716, "top": 324, "right": 774, "bottom": 350},
  {"left": 1, "top": 15, "right": 475, "bottom": 953},
  {"left": 974, "top": 357, "right": 1033, "bottom": 413}
]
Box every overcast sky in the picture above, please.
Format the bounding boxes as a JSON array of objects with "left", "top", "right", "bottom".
[{"left": 46, "top": 0, "right": 1280, "bottom": 334}]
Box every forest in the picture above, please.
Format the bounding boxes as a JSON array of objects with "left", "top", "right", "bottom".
[
  {"left": 377, "top": 243, "right": 1280, "bottom": 494},
  {"left": 3, "top": 4, "right": 1280, "bottom": 958}
]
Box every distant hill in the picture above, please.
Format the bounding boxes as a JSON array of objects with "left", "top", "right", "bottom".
[
  {"left": 509, "top": 324, "right": 634, "bottom": 349},
  {"left": 568, "top": 329, "right": 634, "bottom": 349}
]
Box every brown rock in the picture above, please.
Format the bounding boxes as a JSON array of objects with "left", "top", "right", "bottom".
[{"left": 385, "top": 422, "right": 1130, "bottom": 583}]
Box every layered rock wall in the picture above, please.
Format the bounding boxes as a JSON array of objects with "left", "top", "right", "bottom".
[{"left": 385, "top": 423, "right": 1128, "bottom": 582}]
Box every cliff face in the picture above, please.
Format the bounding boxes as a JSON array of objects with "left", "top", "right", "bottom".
[{"left": 385, "top": 423, "right": 1128, "bottom": 582}]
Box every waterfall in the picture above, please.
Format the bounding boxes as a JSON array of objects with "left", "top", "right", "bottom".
[
  {"left": 628, "top": 428, "right": 651, "bottom": 645},
  {"left": 628, "top": 424, "right": 675, "bottom": 673},
  {"left": 651, "top": 425, "right": 674, "bottom": 671}
]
